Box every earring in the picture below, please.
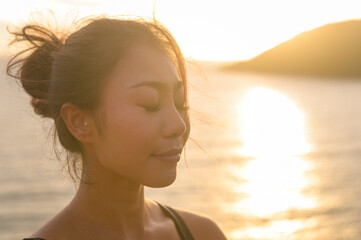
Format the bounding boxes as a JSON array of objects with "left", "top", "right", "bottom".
[{"left": 82, "top": 121, "right": 88, "bottom": 130}]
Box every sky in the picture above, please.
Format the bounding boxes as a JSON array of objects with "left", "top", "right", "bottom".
[{"left": 1, "top": 0, "right": 361, "bottom": 61}]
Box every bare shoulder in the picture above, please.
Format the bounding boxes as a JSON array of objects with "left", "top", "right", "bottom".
[
  {"left": 28, "top": 222, "right": 61, "bottom": 240},
  {"left": 27, "top": 221, "right": 61, "bottom": 240},
  {"left": 26, "top": 208, "right": 75, "bottom": 240},
  {"left": 170, "top": 206, "right": 227, "bottom": 240}
]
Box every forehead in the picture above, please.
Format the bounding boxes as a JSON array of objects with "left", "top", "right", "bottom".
[{"left": 107, "top": 43, "right": 182, "bottom": 89}]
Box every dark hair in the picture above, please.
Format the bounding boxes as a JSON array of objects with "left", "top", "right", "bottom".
[{"left": 7, "top": 15, "right": 190, "bottom": 183}]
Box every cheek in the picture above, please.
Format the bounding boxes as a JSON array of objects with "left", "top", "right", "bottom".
[
  {"left": 99, "top": 102, "right": 160, "bottom": 168},
  {"left": 108, "top": 107, "right": 157, "bottom": 142}
]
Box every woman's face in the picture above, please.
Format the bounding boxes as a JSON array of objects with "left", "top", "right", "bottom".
[{"left": 90, "top": 43, "right": 189, "bottom": 188}]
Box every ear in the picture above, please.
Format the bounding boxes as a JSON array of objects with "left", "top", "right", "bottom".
[{"left": 60, "top": 103, "right": 93, "bottom": 144}]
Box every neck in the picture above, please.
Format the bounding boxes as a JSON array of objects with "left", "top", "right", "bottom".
[{"left": 68, "top": 161, "right": 151, "bottom": 237}]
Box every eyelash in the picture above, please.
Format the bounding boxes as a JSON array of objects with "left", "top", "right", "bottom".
[
  {"left": 144, "top": 105, "right": 161, "bottom": 112},
  {"left": 144, "top": 104, "right": 190, "bottom": 112}
]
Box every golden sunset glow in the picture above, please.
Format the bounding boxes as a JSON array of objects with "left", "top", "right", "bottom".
[
  {"left": 230, "top": 219, "right": 318, "bottom": 239},
  {"left": 238, "top": 87, "right": 311, "bottom": 157},
  {"left": 227, "top": 87, "right": 316, "bottom": 238},
  {"left": 1, "top": 0, "right": 361, "bottom": 60},
  {"left": 1, "top": 1, "right": 359, "bottom": 239}
]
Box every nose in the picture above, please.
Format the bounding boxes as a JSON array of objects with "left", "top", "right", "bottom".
[{"left": 162, "top": 103, "right": 188, "bottom": 139}]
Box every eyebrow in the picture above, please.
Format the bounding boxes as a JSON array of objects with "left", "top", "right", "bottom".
[{"left": 129, "top": 80, "right": 184, "bottom": 93}]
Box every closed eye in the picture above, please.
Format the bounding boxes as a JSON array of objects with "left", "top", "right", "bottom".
[
  {"left": 143, "top": 103, "right": 189, "bottom": 113},
  {"left": 143, "top": 105, "right": 161, "bottom": 112}
]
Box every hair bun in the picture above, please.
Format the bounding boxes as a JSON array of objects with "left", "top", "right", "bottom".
[
  {"left": 7, "top": 25, "right": 64, "bottom": 118},
  {"left": 31, "top": 98, "right": 51, "bottom": 118}
]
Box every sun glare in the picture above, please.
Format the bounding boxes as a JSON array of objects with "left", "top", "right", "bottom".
[
  {"left": 238, "top": 87, "right": 311, "bottom": 157},
  {"left": 228, "top": 87, "right": 316, "bottom": 238}
]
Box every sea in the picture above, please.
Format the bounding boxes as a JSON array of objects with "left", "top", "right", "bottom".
[{"left": 1, "top": 59, "right": 361, "bottom": 240}]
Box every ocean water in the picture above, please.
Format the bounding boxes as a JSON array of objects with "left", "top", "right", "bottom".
[{"left": 1, "top": 59, "right": 361, "bottom": 240}]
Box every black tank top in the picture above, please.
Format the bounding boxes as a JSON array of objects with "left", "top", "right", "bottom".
[
  {"left": 156, "top": 202, "right": 195, "bottom": 240},
  {"left": 23, "top": 202, "right": 195, "bottom": 240}
]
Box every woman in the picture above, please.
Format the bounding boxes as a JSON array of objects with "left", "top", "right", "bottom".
[{"left": 7, "top": 14, "right": 227, "bottom": 240}]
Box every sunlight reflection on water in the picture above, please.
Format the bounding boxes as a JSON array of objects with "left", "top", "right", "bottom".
[
  {"left": 228, "top": 87, "right": 317, "bottom": 239},
  {"left": 230, "top": 219, "right": 318, "bottom": 240}
]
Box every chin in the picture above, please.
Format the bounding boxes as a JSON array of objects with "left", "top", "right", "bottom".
[{"left": 145, "top": 171, "right": 177, "bottom": 188}]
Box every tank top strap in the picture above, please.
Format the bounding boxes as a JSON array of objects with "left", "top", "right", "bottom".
[
  {"left": 23, "top": 238, "right": 46, "bottom": 240},
  {"left": 156, "top": 202, "right": 195, "bottom": 240}
]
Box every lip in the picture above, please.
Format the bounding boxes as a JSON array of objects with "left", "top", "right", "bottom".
[{"left": 152, "top": 147, "right": 182, "bottom": 163}]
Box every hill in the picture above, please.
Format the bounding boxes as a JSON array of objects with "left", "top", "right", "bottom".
[{"left": 225, "top": 20, "right": 361, "bottom": 78}]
